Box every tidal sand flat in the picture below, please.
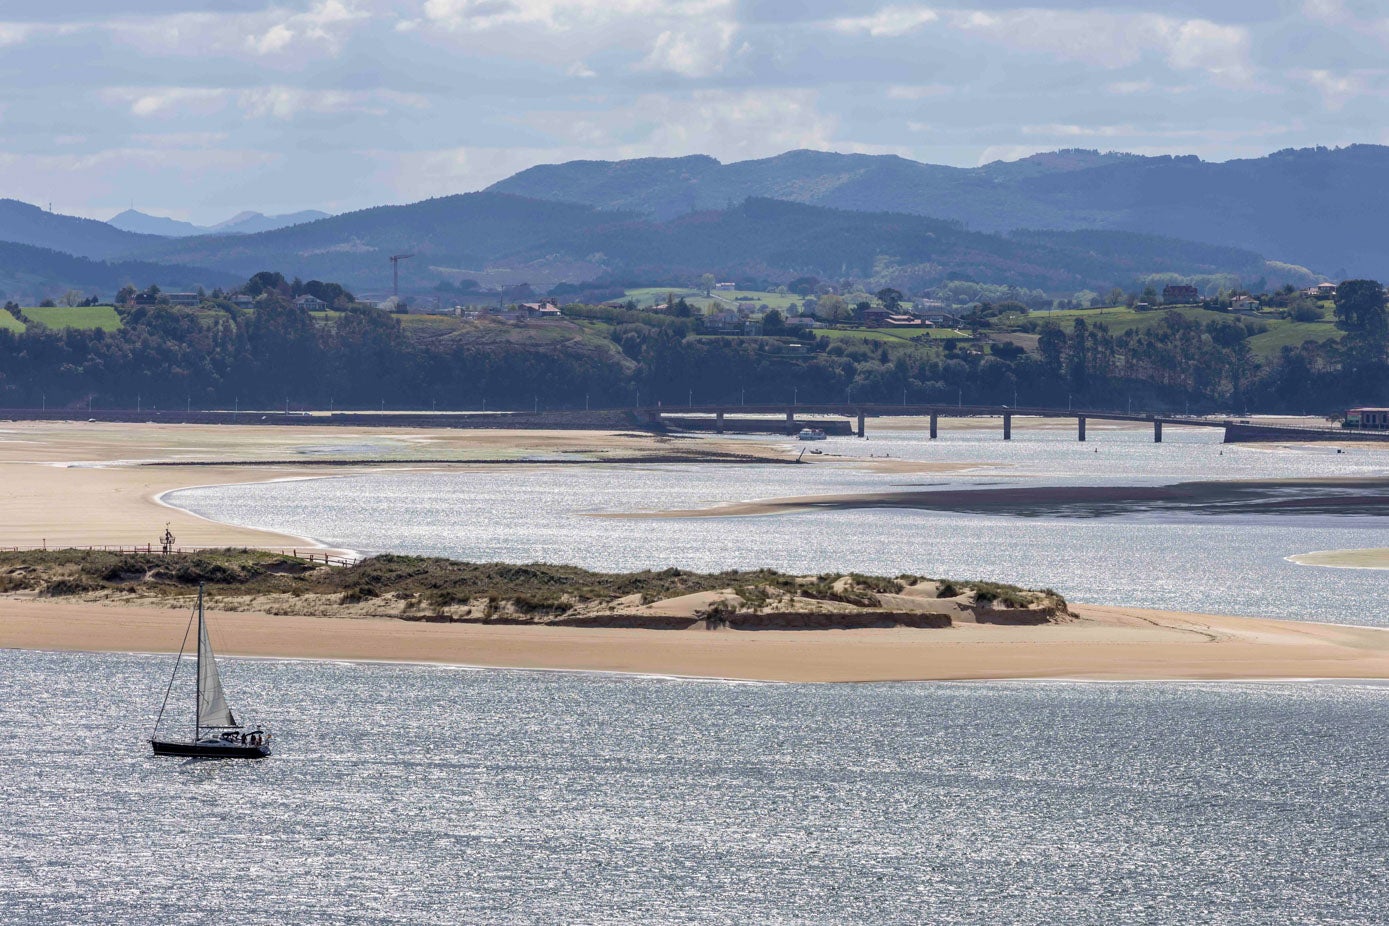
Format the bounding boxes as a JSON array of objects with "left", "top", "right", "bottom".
[
  {"left": 602, "top": 477, "right": 1389, "bottom": 519},
  {"left": 0, "top": 420, "right": 792, "bottom": 550},
  {"left": 1289, "top": 548, "right": 1389, "bottom": 569}
]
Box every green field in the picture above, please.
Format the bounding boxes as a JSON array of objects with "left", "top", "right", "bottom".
[
  {"left": 623, "top": 287, "right": 805, "bottom": 313},
  {"left": 22, "top": 305, "right": 123, "bottom": 331},
  {"left": 1246, "top": 319, "right": 1344, "bottom": 352},
  {"left": 820, "top": 326, "right": 969, "bottom": 344},
  {"left": 0, "top": 311, "right": 24, "bottom": 333},
  {"left": 1013, "top": 305, "right": 1343, "bottom": 357},
  {"left": 710, "top": 289, "right": 803, "bottom": 311}
]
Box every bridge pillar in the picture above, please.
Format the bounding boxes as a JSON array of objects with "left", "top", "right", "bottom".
[
  {"left": 716, "top": 410, "right": 725, "bottom": 434},
  {"left": 929, "top": 412, "right": 938, "bottom": 439},
  {"left": 1003, "top": 413, "right": 1012, "bottom": 441},
  {"left": 857, "top": 412, "right": 866, "bottom": 438},
  {"left": 1154, "top": 419, "right": 1163, "bottom": 443},
  {"left": 786, "top": 408, "right": 795, "bottom": 433},
  {"left": 1078, "top": 416, "right": 1086, "bottom": 442}
]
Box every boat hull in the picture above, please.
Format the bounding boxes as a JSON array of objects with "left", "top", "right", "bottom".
[{"left": 151, "top": 739, "right": 271, "bottom": 759}]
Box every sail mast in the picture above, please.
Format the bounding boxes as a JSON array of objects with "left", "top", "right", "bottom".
[{"left": 194, "top": 584, "right": 203, "bottom": 742}]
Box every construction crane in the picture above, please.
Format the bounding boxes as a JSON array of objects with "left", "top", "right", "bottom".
[{"left": 389, "top": 253, "right": 414, "bottom": 298}]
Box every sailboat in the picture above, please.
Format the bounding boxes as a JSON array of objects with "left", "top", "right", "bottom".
[{"left": 150, "top": 584, "right": 271, "bottom": 759}]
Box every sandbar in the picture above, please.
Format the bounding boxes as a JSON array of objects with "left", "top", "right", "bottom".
[
  {"left": 0, "top": 420, "right": 791, "bottom": 551},
  {"left": 3, "top": 597, "right": 1387, "bottom": 683},
  {"left": 1289, "top": 548, "right": 1389, "bottom": 569}
]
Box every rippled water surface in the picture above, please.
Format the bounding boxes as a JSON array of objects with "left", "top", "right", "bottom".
[
  {"left": 168, "top": 427, "right": 1389, "bottom": 624},
  {"left": 2, "top": 651, "right": 1386, "bottom": 925}
]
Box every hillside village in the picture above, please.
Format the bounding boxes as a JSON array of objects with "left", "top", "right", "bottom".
[{"left": 2, "top": 265, "right": 1382, "bottom": 423}]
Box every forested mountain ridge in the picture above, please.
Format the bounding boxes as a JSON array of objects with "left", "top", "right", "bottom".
[
  {"left": 488, "top": 145, "right": 1389, "bottom": 278},
  {"left": 0, "top": 241, "right": 238, "bottom": 303},
  {"left": 103, "top": 194, "right": 1303, "bottom": 294},
  {"left": 0, "top": 200, "right": 160, "bottom": 261}
]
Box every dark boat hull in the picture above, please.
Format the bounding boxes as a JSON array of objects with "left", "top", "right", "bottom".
[{"left": 151, "top": 739, "right": 270, "bottom": 759}]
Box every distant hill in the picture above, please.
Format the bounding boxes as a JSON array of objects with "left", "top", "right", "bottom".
[
  {"left": 118, "top": 193, "right": 638, "bottom": 291},
  {"left": 207, "top": 209, "right": 332, "bottom": 235},
  {"left": 108, "top": 208, "right": 333, "bottom": 238},
  {"left": 108, "top": 209, "right": 206, "bottom": 237},
  {"left": 0, "top": 240, "right": 239, "bottom": 304},
  {"left": 0, "top": 200, "right": 159, "bottom": 260},
  {"left": 488, "top": 145, "right": 1389, "bottom": 278},
  {"left": 114, "top": 193, "right": 1297, "bottom": 294}
]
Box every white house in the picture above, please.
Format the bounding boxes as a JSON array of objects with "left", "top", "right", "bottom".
[
  {"left": 294, "top": 294, "right": 328, "bottom": 311},
  {"left": 165, "top": 292, "right": 200, "bottom": 307}
]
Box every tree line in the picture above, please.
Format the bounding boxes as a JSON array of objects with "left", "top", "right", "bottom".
[{"left": 0, "top": 280, "right": 1384, "bottom": 414}]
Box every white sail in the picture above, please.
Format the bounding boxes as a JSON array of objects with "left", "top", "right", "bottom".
[{"left": 197, "top": 611, "right": 237, "bottom": 729}]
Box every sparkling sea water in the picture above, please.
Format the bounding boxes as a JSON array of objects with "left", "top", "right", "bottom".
[
  {"left": 166, "top": 426, "right": 1389, "bottom": 625},
  {"left": 2, "top": 650, "right": 1386, "bottom": 925}
]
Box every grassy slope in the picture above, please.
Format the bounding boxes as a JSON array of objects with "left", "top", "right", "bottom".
[
  {"left": 1012, "top": 305, "right": 1344, "bottom": 358},
  {"left": 820, "top": 327, "right": 968, "bottom": 344},
  {"left": 0, "top": 312, "right": 23, "bottom": 333},
  {"left": 21, "top": 305, "right": 123, "bottom": 331}
]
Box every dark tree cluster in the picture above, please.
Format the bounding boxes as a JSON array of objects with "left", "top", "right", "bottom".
[{"left": 1, "top": 281, "right": 1385, "bottom": 414}]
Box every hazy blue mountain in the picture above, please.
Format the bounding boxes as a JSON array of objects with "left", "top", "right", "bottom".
[
  {"left": 116, "top": 192, "right": 1294, "bottom": 294},
  {"left": 488, "top": 145, "right": 1389, "bottom": 277},
  {"left": 0, "top": 199, "right": 160, "bottom": 260},
  {"left": 107, "top": 207, "right": 334, "bottom": 238},
  {"left": 0, "top": 240, "right": 239, "bottom": 304},
  {"left": 122, "top": 193, "right": 640, "bottom": 291},
  {"left": 207, "top": 209, "right": 332, "bottom": 234},
  {"left": 108, "top": 209, "right": 205, "bottom": 237}
]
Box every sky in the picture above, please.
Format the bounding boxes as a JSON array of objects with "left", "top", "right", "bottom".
[{"left": 2, "top": 0, "right": 1387, "bottom": 223}]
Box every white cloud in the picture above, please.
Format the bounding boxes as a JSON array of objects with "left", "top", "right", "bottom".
[
  {"left": 1302, "top": 0, "right": 1348, "bottom": 24},
  {"left": 1021, "top": 123, "right": 1137, "bottom": 138},
  {"left": 244, "top": 0, "right": 369, "bottom": 56},
  {"left": 106, "top": 84, "right": 428, "bottom": 121},
  {"left": 418, "top": 0, "right": 729, "bottom": 32},
  {"left": 949, "top": 9, "right": 1251, "bottom": 79},
  {"left": 0, "top": 22, "right": 34, "bottom": 46},
  {"left": 107, "top": 87, "right": 229, "bottom": 117},
  {"left": 639, "top": 22, "right": 738, "bottom": 78},
  {"left": 1297, "top": 69, "right": 1378, "bottom": 109},
  {"left": 886, "top": 84, "right": 952, "bottom": 100},
  {"left": 832, "top": 5, "right": 939, "bottom": 38},
  {"left": 238, "top": 87, "right": 429, "bottom": 119}
]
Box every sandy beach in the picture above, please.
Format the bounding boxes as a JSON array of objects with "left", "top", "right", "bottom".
[
  {"left": 3, "top": 597, "right": 1388, "bottom": 682},
  {"left": 0, "top": 420, "right": 791, "bottom": 551}
]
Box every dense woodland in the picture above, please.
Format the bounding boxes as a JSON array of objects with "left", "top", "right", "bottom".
[{"left": 1, "top": 276, "right": 1384, "bottom": 414}]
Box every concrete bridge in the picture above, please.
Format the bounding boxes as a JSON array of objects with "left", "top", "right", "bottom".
[
  {"left": 637, "top": 403, "right": 1386, "bottom": 443},
  {"left": 1, "top": 405, "right": 1382, "bottom": 443}
]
